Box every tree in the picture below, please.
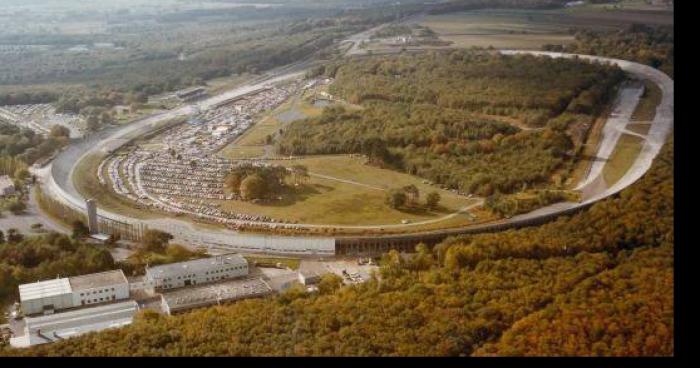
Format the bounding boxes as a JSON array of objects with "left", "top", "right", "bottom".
[
  {"left": 240, "top": 174, "right": 267, "bottom": 200},
  {"left": 71, "top": 220, "right": 90, "bottom": 239},
  {"left": 317, "top": 273, "right": 343, "bottom": 295},
  {"left": 86, "top": 115, "right": 101, "bottom": 132},
  {"left": 6, "top": 199, "right": 26, "bottom": 215},
  {"left": 385, "top": 189, "right": 407, "bottom": 209},
  {"left": 224, "top": 172, "right": 244, "bottom": 194},
  {"left": 403, "top": 184, "right": 420, "bottom": 205},
  {"left": 426, "top": 191, "right": 441, "bottom": 210},
  {"left": 100, "top": 111, "right": 114, "bottom": 125},
  {"left": 0, "top": 230, "right": 4, "bottom": 244},
  {"left": 14, "top": 168, "right": 30, "bottom": 182},
  {"left": 142, "top": 230, "right": 173, "bottom": 253},
  {"left": 49, "top": 125, "right": 70, "bottom": 138},
  {"left": 5, "top": 228, "right": 23, "bottom": 243},
  {"left": 291, "top": 165, "right": 309, "bottom": 185}
]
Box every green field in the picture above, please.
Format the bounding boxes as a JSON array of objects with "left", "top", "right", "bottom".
[
  {"left": 215, "top": 155, "right": 475, "bottom": 226},
  {"left": 218, "top": 145, "right": 267, "bottom": 160},
  {"left": 603, "top": 133, "right": 645, "bottom": 186}
]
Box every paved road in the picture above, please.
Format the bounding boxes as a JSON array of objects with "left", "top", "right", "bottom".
[
  {"left": 575, "top": 83, "right": 645, "bottom": 191},
  {"left": 0, "top": 186, "right": 67, "bottom": 235},
  {"left": 35, "top": 50, "right": 673, "bottom": 253},
  {"left": 501, "top": 50, "right": 673, "bottom": 221}
]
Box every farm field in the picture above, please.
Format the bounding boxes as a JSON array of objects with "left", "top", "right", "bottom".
[
  {"left": 415, "top": 7, "right": 672, "bottom": 50},
  {"left": 602, "top": 133, "right": 645, "bottom": 186}
]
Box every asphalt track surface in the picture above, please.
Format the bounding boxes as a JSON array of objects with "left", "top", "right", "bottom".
[{"left": 36, "top": 49, "right": 673, "bottom": 254}]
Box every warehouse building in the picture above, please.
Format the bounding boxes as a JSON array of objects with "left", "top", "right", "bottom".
[
  {"left": 160, "top": 277, "right": 272, "bottom": 315},
  {"left": 70, "top": 270, "right": 130, "bottom": 307},
  {"left": 144, "top": 254, "right": 249, "bottom": 292},
  {"left": 18, "top": 270, "right": 129, "bottom": 316},
  {"left": 10, "top": 300, "right": 139, "bottom": 348}
]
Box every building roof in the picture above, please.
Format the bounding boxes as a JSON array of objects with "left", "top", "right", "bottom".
[
  {"left": 19, "top": 278, "right": 72, "bottom": 302},
  {"left": 11, "top": 300, "right": 138, "bottom": 348},
  {"left": 161, "top": 278, "right": 271, "bottom": 314},
  {"left": 68, "top": 270, "right": 128, "bottom": 291},
  {"left": 146, "top": 254, "right": 247, "bottom": 279}
]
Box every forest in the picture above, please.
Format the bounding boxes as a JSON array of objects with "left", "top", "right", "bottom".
[
  {"left": 0, "top": 122, "right": 69, "bottom": 167},
  {"left": 427, "top": 0, "right": 570, "bottom": 14},
  {"left": 544, "top": 24, "right": 674, "bottom": 78},
  {"left": 277, "top": 51, "right": 624, "bottom": 195},
  {"left": 1, "top": 137, "right": 673, "bottom": 356}
]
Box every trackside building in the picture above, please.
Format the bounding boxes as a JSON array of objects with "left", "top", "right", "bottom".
[
  {"left": 144, "top": 253, "right": 249, "bottom": 291},
  {"left": 18, "top": 270, "right": 129, "bottom": 316}
]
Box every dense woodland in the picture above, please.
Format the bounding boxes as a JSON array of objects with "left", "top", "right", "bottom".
[
  {"left": 0, "top": 121, "right": 69, "bottom": 166},
  {"left": 427, "top": 0, "right": 569, "bottom": 14},
  {"left": 1, "top": 138, "right": 673, "bottom": 356},
  {"left": 484, "top": 189, "right": 575, "bottom": 218},
  {"left": 278, "top": 51, "right": 623, "bottom": 195},
  {"left": 545, "top": 24, "right": 674, "bottom": 78}
]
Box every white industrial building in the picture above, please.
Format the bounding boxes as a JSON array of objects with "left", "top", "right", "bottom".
[
  {"left": 10, "top": 300, "right": 139, "bottom": 348},
  {"left": 18, "top": 270, "right": 129, "bottom": 316},
  {"left": 145, "top": 254, "right": 249, "bottom": 291}
]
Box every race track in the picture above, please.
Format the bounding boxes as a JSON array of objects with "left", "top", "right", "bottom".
[{"left": 35, "top": 50, "right": 674, "bottom": 255}]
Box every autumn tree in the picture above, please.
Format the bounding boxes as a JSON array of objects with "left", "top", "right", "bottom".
[
  {"left": 385, "top": 189, "right": 407, "bottom": 209},
  {"left": 49, "top": 125, "right": 70, "bottom": 138},
  {"left": 225, "top": 172, "right": 244, "bottom": 194},
  {"left": 317, "top": 273, "right": 343, "bottom": 295},
  {"left": 71, "top": 220, "right": 89, "bottom": 239},
  {"left": 426, "top": 191, "right": 441, "bottom": 210},
  {"left": 240, "top": 174, "right": 267, "bottom": 201},
  {"left": 141, "top": 230, "right": 173, "bottom": 254}
]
